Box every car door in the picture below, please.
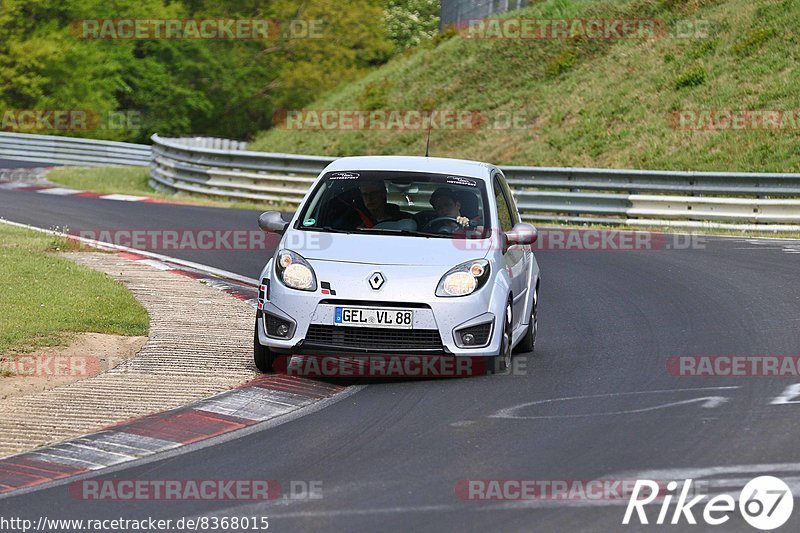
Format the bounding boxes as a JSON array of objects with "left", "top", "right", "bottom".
[
  {"left": 492, "top": 172, "right": 529, "bottom": 329},
  {"left": 501, "top": 172, "right": 534, "bottom": 326}
]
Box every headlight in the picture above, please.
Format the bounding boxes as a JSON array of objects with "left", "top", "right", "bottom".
[
  {"left": 436, "top": 259, "right": 490, "bottom": 297},
  {"left": 275, "top": 249, "right": 317, "bottom": 291}
]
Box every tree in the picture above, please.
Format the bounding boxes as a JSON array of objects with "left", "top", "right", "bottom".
[{"left": 0, "top": 0, "right": 410, "bottom": 141}]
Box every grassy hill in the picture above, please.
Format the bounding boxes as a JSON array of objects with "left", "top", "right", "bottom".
[{"left": 249, "top": 0, "right": 799, "bottom": 172}]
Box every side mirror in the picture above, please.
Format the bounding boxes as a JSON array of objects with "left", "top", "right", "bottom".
[
  {"left": 505, "top": 222, "right": 537, "bottom": 247},
  {"left": 258, "top": 211, "right": 289, "bottom": 234}
]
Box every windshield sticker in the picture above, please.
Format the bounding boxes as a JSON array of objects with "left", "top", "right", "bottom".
[
  {"left": 445, "top": 176, "right": 477, "bottom": 187},
  {"left": 329, "top": 172, "right": 360, "bottom": 180},
  {"left": 303, "top": 218, "right": 316, "bottom": 226}
]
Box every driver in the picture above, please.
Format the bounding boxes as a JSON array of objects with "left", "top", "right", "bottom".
[
  {"left": 429, "top": 187, "right": 471, "bottom": 227},
  {"left": 356, "top": 179, "right": 409, "bottom": 228}
]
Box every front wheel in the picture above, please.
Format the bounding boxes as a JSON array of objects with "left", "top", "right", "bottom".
[
  {"left": 254, "top": 315, "right": 278, "bottom": 373},
  {"left": 484, "top": 300, "right": 513, "bottom": 375}
]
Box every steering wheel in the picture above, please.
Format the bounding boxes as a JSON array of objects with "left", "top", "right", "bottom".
[{"left": 423, "top": 216, "right": 463, "bottom": 234}]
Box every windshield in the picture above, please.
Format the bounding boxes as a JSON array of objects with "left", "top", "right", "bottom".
[{"left": 295, "top": 171, "right": 491, "bottom": 238}]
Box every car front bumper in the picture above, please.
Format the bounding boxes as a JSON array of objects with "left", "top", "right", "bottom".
[{"left": 257, "top": 261, "right": 507, "bottom": 357}]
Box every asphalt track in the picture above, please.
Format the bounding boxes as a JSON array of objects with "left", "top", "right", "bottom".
[
  {"left": 1, "top": 187, "right": 800, "bottom": 532},
  {"left": 0, "top": 158, "right": 55, "bottom": 168}
]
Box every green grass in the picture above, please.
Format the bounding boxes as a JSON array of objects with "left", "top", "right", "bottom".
[
  {"left": 47, "top": 167, "right": 156, "bottom": 197},
  {"left": 0, "top": 223, "right": 149, "bottom": 354},
  {"left": 46, "top": 167, "right": 288, "bottom": 212},
  {"left": 249, "top": 0, "right": 800, "bottom": 173}
]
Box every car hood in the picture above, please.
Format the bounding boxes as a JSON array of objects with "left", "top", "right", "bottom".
[{"left": 282, "top": 230, "right": 489, "bottom": 266}]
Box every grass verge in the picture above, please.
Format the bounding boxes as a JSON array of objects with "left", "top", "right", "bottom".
[
  {"left": 0, "top": 223, "right": 149, "bottom": 354},
  {"left": 45, "top": 166, "right": 288, "bottom": 212}
]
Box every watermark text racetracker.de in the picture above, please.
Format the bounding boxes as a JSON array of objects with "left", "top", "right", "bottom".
[
  {"left": 1, "top": 109, "right": 141, "bottom": 133},
  {"left": 455, "top": 229, "right": 706, "bottom": 252},
  {"left": 528, "top": 230, "right": 704, "bottom": 252},
  {"left": 74, "top": 228, "right": 290, "bottom": 252},
  {"left": 460, "top": 18, "right": 712, "bottom": 40},
  {"left": 275, "top": 354, "right": 527, "bottom": 378},
  {"left": 669, "top": 109, "right": 800, "bottom": 131},
  {"left": 0, "top": 354, "right": 104, "bottom": 378},
  {"left": 68, "top": 479, "right": 321, "bottom": 500},
  {"left": 668, "top": 355, "right": 800, "bottom": 377},
  {"left": 456, "top": 479, "right": 693, "bottom": 501},
  {"left": 272, "top": 109, "right": 537, "bottom": 131},
  {"left": 71, "top": 18, "right": 324, "bottom": 40}
]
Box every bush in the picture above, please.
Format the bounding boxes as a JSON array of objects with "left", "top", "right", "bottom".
[
  {"left": 383, "top": 0, "right": 440, "bottom": 52},
  {"left": 673, "top": 65, "right": 707, "bottom": 89},
  {"left": 732, "top": 27, "right": 777, "bottom": 56},
  {"left": 545, "top": 49, "right": 578, "bottom": 77}
]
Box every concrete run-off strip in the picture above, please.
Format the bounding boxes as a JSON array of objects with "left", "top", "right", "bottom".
[
  {"left": 0, "top": 251, "right": 345, "bottom": 493},
  {"left": 0, "top": 252, "right": 257, "bottom": 457}
]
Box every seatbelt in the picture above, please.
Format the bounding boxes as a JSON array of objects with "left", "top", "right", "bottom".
[{"left": 355, "top": 207, "right": 374, "bottom": 228}]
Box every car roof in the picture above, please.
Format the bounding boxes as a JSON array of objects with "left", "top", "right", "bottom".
[{"left": 322, "top": 156, "right": 495, "bottom": 181}]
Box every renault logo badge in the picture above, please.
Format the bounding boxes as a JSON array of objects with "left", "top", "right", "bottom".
[{"left": 368, "top": 272, "right": 385, "bottom": 290}]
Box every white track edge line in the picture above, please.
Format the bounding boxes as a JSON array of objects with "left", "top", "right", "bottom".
[{"left": 0, "top": 218, "right": 259, "bottom": 286}]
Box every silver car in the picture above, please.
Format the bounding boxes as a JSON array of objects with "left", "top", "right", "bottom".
[{"left": 254, "top": 155, "right": 540, "bottom": 375}]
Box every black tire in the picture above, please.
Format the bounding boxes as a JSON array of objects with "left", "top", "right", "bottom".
[
  {"left": 484, "top": 299, "right": 513, "bottom": 375},
  {"left": 254, "top": 315, "right": 277, "bottom": 373},
  {"left": 514, "top": 285, "right": 538, "bottom": 355}
]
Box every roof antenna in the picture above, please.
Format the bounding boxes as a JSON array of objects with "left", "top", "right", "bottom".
[{"left": 424, "top": 120, "right": 432, "bottom": 157}]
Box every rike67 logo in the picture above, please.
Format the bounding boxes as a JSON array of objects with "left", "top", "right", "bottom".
[{"left": 623, "top": 476, "right": 793, "bottom": 530}]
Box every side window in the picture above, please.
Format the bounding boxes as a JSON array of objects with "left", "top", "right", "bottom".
[
  {"left": 493, "top": 176, "right": 514, "bottom": 232},
  {"left": 499, "top": 173, "right": 521, "bottom": 225}
]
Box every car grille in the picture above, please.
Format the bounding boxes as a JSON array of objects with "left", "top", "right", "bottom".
[{"left": 304, "top": 325, "right": 445, "bottom": 353}]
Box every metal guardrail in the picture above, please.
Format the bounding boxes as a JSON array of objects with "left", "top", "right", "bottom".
[
  {"left": 150, "top": 134, "right": 800, "bottom": 231},
  {"left": 6, "top": 132, "right": 795, "bottom": 230},
  {"left": 505, "top": 167, "right": 800, "bottom": 230},
  {"left": 0, "top": 132, "right": 151, "bottom": 167},
  {"left": 150, "top": 134, "right": 331, "bottom": 204}
]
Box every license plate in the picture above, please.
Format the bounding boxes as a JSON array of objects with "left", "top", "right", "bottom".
[{"left": 334, "top": 307, "right": 414, "bottom": 329}]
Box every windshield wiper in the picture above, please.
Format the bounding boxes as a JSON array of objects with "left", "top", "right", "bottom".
[
  {"left": 356, "top": 228, "right": 449, "bottom": 238},
  {"left": 306, "top": 226, "right": 451, "bottom": 238},
  {"left": 307, "top": 225, "right": 352, "bottom": 234}
]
